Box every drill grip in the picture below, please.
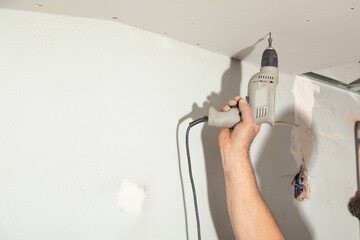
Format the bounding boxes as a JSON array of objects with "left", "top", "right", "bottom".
[{"left": 208, "top": 106, "right": 242, "bottom": 128}]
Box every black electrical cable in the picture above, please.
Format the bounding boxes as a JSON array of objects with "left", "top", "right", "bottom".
[{"left": 185, "top": 116, "right": 208, "bottom": 240}]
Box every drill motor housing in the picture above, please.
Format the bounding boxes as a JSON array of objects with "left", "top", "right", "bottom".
[{"left": 208, "top": 45, "right": 279, "bottom": 128}]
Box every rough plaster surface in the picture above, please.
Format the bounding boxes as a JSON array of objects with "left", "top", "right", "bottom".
[
  {"left": 291, "top": 75, "right": 320, "bottom": 166},
  {"left": 289, "top": 76, "right": 321, "bottom": 202},
  {"left": 0, "top": 9, "right": 359, "bottom": 240}
]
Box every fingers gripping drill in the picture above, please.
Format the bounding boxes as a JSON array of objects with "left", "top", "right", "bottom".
[{"left": 208, "top": 33, "right": 279, "bottom": 128}]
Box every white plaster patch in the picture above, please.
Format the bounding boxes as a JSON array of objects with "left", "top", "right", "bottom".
[
  {"left": 117, "top": 179, "right": 146, "bottom": 216},
  {"left": 290, "top": 76, "right": 320, "bottom": 203},
  {"left": 291, "top": 75, "right": 320, "bottom": 166}
]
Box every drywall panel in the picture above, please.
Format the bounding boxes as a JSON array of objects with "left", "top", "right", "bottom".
[
  {"left": 250, "top": 74, "right": 360, "bottom": 240},
  {"left": 1, "top": 0, "right": 360, "bottom": 76},
  {"left": 0, "top": 9, "right": 359, "bottom": 240},
  {"left": 0, "top": 9, "right": 233, "bottom": 240},
  {"left": 313, "top": 62, "right": 360, "bottom": 85}
]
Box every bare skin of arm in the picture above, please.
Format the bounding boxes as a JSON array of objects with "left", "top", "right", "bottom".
[{"left": 219, "top": 96, "right": 284, "bottom": 240}]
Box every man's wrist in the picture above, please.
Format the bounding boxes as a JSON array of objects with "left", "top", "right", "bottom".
[
  {"left": 221, "top": 150, "right": 250, "bottom": 176},
  {"left": 220, "top": 148, "right": 249, "bottom": 161}
]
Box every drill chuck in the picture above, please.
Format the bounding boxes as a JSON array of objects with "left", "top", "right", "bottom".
[{"left": 261, "top": 48, "right": 278, "bottom": 67}]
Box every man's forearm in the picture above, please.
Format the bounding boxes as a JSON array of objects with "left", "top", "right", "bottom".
[{"left": 221, "top": 151, "right": 284, "bottom": 240}]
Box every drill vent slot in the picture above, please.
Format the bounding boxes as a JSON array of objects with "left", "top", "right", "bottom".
[
  {"left": 258, "top": 75, "right": 274, "bottom": 80},
  {"left": 256, "top": 107, "right": 267, "bottom": 118}
]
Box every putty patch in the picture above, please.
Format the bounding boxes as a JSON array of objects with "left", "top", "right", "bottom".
[{"left": 117, "top": 179, "right": 146, "bottom": 216}]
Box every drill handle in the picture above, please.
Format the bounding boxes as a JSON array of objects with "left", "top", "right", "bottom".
[{"left": 207, "top": 106, "right": 242, "bottom": 128}]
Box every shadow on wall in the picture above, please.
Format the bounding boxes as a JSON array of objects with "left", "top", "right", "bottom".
[
  {"left": 198, "top": 59, "right": 242, "bottom": 240},
  {"left": 176, "top": 59, "right": 241, "bottom": 240},
  {"left": 255, "top": 112, "right": 314, "bottom": 240},
  {"left": 176, "top": 46, "right": 313, "bottom": 239}
]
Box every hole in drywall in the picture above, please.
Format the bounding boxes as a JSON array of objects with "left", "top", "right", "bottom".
[
  {"left": 112, "top": 17, "right": 118, "bottom": 20},
  {"left": 350, "top": 7, "right": 354, "bottom": 10},
  {"left": 33, "top": 4, "right": 42, "bottom": 7},
  {"left": 163, "top": 33, "right": 167, "bottom": 35},
  {"left": 306, "top": 19, "right": 310, "bottom": 23},
  {"left": 196, "top": 43, "right": 200, "bottom": 46}
]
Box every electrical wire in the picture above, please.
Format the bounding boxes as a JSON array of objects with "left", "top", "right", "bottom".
[
  {"left": 274, "top": 121, "right": 300, "bottom": 127},
  {"left": 185, "top": 116, "right": 208, "bottom": 240}
]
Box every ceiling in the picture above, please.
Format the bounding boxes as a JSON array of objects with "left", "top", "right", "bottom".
[{"left": 1, "top": 0, "right": 360, "bottom": 85}]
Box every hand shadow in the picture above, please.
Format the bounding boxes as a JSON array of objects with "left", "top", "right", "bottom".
[
  {"left": 255, "top": 111, "right": 314, "bottom": 239},
  {"left": 176, "top": 59, "right": 241, "bottom": 239}
]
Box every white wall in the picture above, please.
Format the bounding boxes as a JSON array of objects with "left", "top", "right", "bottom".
[{"left": 0, "top": 9, "right": 359, "bottom": 240}]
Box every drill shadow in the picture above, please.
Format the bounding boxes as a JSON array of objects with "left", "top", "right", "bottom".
[
  {"left": 176, "top": 59, "right": 242, "bottom": 240},
  {"left": 232, "top": 34, "right": 267, "bottom": 60},
  {"left": 255, "top": 111, "right": 314, "bottom": 240},
  {"left": 200, "top": 60, "right": 242, "bottom": 240}
]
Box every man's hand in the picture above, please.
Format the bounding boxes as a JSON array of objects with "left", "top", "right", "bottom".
[
  {"left": 218, "top": 96, "right": 285, "bottom": 240},
  {"left": 218, "top": 96, "right": 261, "bottom": 155}
]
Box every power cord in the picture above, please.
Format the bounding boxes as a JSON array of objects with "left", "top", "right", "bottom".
[{"left": 185, "top": 116, "right": 208, "bottom": 240}]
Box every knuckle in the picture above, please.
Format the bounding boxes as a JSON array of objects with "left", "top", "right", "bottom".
[
  {"left": 244, "top": 122, "right": 256, "bottom": 129},
  {"left": 228, "top": 100, "right": 235, "bottom": 105}
]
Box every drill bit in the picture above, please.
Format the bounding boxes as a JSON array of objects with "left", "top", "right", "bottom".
[{"left": 268, "top": 32, "right": 273, "bottom": 48}]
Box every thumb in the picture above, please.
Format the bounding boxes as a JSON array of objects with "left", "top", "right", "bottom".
[{"left": 238, "top": 98, "right": 254, "bottom": 125}]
